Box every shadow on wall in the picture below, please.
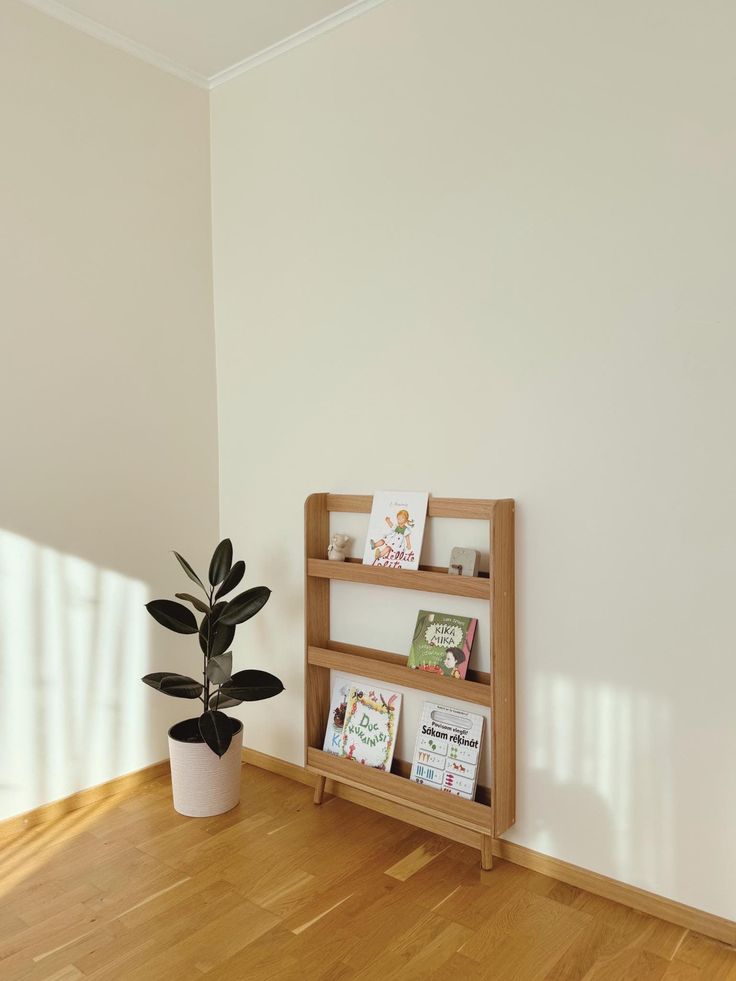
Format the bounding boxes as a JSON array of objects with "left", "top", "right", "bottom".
[{"left": 0, "top": 529, "right": 151, "bottom": 822}]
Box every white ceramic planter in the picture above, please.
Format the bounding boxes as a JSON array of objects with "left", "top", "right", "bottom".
[{"left": 168, "top": 718, "right": 243, "bottom": 817}]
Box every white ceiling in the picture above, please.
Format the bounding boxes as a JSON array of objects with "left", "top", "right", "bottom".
[{"left": 22, "top": 0, "right": 385, "bottom": 87}]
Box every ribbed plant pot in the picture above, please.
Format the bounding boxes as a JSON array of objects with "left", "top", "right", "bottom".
[{"left": 168, "top": 717, "right": 243, "bottom": 817}]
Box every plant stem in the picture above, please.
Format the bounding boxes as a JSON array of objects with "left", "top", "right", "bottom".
[{"left": 203, "top": 587, "right": 213, "bottom": 709}]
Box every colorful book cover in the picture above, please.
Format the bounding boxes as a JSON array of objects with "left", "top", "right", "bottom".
[
  {"left": 322, "top": 681, "right": 352, "bottom": 755},
  {"left": 362, "top": 491, "right": 428, "bottom": 570},
  {"left": 340, "top": 685, "right": 402, "bottom": 770},
  {"left": 410, "top": 702, "right": 485, "bottom": 800},
  {"left": 407, "top": 610, "right": 478, "bottom": 680}
]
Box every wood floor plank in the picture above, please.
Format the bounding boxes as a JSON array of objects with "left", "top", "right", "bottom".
[
  {"left": 207, "top": 924, "right": 302, "bottom": 980},
  {"left": 580, "top": 947, "right": 670, "bottom": 980},
  {"left": 640, "top": 919, "right": 689, "bottom": 960},
  {"left": 544, "top": 889, "right": 677, "bottom": 981},
  {"left": 661, "top": 960, "right": 706, "bottom": 980},
  {"left": 547, "top": 880, "right": 586, "bottom": 908},
  {"left": 438, "top": 858, "right": 557, "bottom": 933},
  {"left": 401, "top": 848, "right": 481, "bottom": 913},
  {"left": 675, "top": 931, "right": 736, "bottom": 979},
  {"left": 247, "top": 867, "right": 317, "bottom": 917},
  {"left": 101, "top": 897, "right": 278, "bottom": 980},
  {"left": 459, "top": 888, "right": 592, "bottom": 978},
  {"left": 382, "top": 914, "right": 472, "bottom": 979},
  {"left": 544, "top": 917, "right": 627, "bottom": 981},
  {"left": 34, "top": 966, "right": 84, "bottom": 981},
  {"left": 76, "top": 879, "right": 242, "bottom": 979},
  {"left": 0, "top": 910, "right": 28, "bottom": 939},
  {"left": 426, "top": 952, "right": 496, "bottom": 979},
  {"left": 15, "top": 882, "right": 102, "bottom": 928},
  {"left": 0, "top": 767, "right": 729, "bottom": 981},
  {"left": 384, "top": 838, "right": 450, "bottom": 881}
]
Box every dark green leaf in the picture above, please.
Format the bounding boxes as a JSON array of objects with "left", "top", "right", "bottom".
[
  {"left": 198, "top": 711, "right": 233, "bottom": 757},
  {"left": 145, "top": 600, "right": 198, "bottom": 634},
  {"left": 220, "top": 669, "right": 284, "bottom": 702},
  {"left": 142, "top": 672, "right": 170, "bottom": 691},
  {"left": 207, "top": 651, "right": 232, "bottom": 685},
  {"left": 161, "top": 675, "right": 204, "bottom": 698},
  {"left": 215, "top": 560, "right": 245, "bottom": 600},
  {"left": 199, "top": 612, "right": 236, "bottom": 659},
  {"left": 209, "top": 539, "right": 233, "bottom": 587},
  {"left": 210, "top": 601, "right": 227, "bottom": 622},
  {"left": 198, "top": 604, "right": 227, "bottom": 650},
  {"left": 219, "top": 586, "right": 271, "bottom": 626},
  {"left": 142, "top": 673, "right": 203, "bottom": 699},
  {"left": 173, "top": 551, "right": 207, "bottom": 594},
  {"left": 175, "top": 592, "right": 210, "bottom": 615},
  {"left": 211, "top": 622, "right": 235, "bottom": 659},
  {"left": 198, "top": 612, "right": 211, "bottom": 655},
  {"left": 209, "top": 692, "right": 242, "bottom": 710}
]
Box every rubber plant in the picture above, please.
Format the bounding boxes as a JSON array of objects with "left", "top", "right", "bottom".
[{"left": 142, "top": 539, "right": 284, "bottom": 757}]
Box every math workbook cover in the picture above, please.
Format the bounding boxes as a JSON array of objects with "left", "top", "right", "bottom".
[{"left": 410, "top": 701, "right": 485, "bottom": 800}]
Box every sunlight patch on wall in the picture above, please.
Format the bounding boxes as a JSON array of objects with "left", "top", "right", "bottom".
[
  {"left": 0, "top": 530, "right": 150, "bottom": 821},
  {"left": 524, "top": 670, "right": 674, "bottom": 893}
]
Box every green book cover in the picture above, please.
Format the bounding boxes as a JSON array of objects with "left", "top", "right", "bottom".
[{"left": 407, "top": 610, "right": 478, "bottom": 680}]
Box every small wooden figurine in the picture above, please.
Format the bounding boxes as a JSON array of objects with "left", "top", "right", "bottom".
[{"left": 327, "top": 534, "right": 351, "bottom": 561}]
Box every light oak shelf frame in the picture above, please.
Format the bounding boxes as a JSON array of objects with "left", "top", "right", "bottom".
[
  {"left": 307, "top": 558, "right": 491, "bottom": 599},
  {"left": 308, "top": 645, "right": 493, "bottom": 706},
  {"left": 304, "top": 493, "right": 515, "bottom": 870}
]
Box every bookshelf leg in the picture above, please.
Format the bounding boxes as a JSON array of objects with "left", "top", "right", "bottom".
[
  {"left": 481, "top": 835, "right": 494, "bottom": 871},
  {"left": 313, "top": 775, "right": 327, "bottom": 805}
]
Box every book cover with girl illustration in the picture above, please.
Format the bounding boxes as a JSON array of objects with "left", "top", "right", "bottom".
[
  {"left": 362, "top": 491, "right": 428, "bottom": 570},
  {"left": 407, "top": 610, "right": 478, "bottom": 680},
  {"left": 340, "top": 685, "right": 402, "bottom": 770}
]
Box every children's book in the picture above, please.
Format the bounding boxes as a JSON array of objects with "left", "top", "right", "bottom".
[
  {"left": 407, "top": 610, "right": 478, "bottom": 680},
  {"left": 410, "top": 702, "right": 484, "bottom": 800},
  {"left": 340, "top": 684, "right": 402, "bottom": 770},
  {"left": 362, "top": 491, "right": 428, "bottom": 570},
  {"left": 322, "top": 681, "right": 352, "bottom": 755}
]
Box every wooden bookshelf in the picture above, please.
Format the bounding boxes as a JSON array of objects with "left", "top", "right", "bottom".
[{"left": 304, "top": 493, "right": 515, "bottom": 870}]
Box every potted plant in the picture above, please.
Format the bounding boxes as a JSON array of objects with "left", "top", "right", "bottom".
[{"left": 142, "top": 539, "right": 284, "bottom": 817}]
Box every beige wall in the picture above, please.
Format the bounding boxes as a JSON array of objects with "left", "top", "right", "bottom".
[
  {"left": 0, "top": 1, "right": 218, "bottom": 818},
  {"left": 211, "top": 1, "right": 736, "bottom": 918}
]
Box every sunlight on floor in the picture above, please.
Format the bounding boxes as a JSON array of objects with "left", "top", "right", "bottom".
[{"left": 0, "top": 795, "right": 122, "bottom": 898}]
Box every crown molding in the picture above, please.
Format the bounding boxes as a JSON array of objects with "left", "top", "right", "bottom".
[
  {"left": 20, "top": 0, "right": 389, "bottom": 92},
  {"left": 19, "top": 0, "right": 210, "bottom": 89},
  {"left": 207, "top": 0, "right": 389, "bottom": 89}
]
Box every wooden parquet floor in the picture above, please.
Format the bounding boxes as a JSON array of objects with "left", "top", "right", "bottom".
[{"left": 0, "top": 765, "right": 734, "bottom": 980}]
